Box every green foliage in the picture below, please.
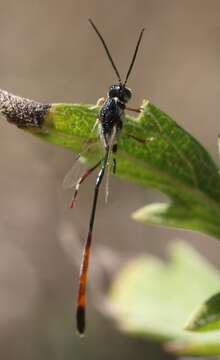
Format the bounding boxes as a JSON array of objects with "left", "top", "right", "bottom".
[
  {"left": 30, "top": 99, "right": 220, "bottom": 239},
  {"left": 109, "top": 241, "right": 220, "bottom": 355},
  {"left": 185, "top": 292, "right": 220, "bottom": 332}
]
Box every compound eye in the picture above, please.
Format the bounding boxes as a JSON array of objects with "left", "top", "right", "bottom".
[
  {"left": 123, "top": 88, "right": 132, "bottom": 102},
  {"left": 125, "top": 88, "right": 132, "bottom": 100}
]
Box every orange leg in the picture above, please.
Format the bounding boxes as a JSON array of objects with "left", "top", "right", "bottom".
[{"left": 69, "top": 159, "right": 102, "bottom": 208}]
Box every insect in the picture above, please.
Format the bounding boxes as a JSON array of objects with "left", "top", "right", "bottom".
[{"left": 67, "top": 19, "right": 145, "bottom": 335}]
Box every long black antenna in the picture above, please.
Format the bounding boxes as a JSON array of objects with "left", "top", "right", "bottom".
[
  {"left": 89, "top": 19, "right": 122, "bottom": 83},
  {"left": 124, "top": 28, "right": 145, "bottom": 86}
]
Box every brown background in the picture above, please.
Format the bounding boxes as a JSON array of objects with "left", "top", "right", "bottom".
[{"left": 0, "top": 0, "right": 220, "bottom": 359}]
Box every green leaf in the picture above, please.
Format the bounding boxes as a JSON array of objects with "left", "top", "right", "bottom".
[
  {"left": 2, "top": 91, "right": 220, "bottom": 238},
  {"left": 185, "top": 292, "right": 220, "bottom": 332},
  {"left": 108, "top": 241, "right": 220, "bottom": 355},
  {"left": 26, "top": 99, "right": 220, "bottom": 240}
]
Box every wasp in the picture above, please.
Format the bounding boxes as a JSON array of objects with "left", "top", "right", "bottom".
[{"left": 66, "top": 19, "right": 145, "bottom": 335}]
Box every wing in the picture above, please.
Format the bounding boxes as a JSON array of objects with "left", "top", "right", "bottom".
[
  {"left": 62, "top": 139, "right": 101, "bottom": 190},
  {"left": 62, "top": 116, "right": 102, "bottom": 190},
  {"left": 62, "top": 155, "right": 88, "bottom": 190}
]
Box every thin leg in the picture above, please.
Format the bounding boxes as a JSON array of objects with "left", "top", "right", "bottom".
[
  {"left": 112, "top": 143, "right": 118, "bottom": 175},
  {"left": 124, "top": 131, "right": 155, "bottom": 145},
  {"left": 105, "top": 153, "right": 111, "bottom": 204},
  {"left": 90, "top": 98, "right": 105, "bottom": 110},
  {"left": 104, "top": 128, "right": 117, "bottom": 203},
  {"left": 90, "top": 118, "right": 99, "bottom": 134},
  {"left": 96, "top": 97, "right": 105, "bottom": 107},
  {"left": 126, "top": 106, "right": 142, "bottom": 113},
  {"left": 112, "top": 158, "right": 117, "bottom": 174},
  {"left": 69, "top": 159, "right": 102, "bottom": 208},
  {"left": 76, "top": 147, "right": 109, "bottom": 335}
]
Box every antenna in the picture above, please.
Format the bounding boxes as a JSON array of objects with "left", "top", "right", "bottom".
[
  {"left": 124, "top": 28, "right": 145, "bottom": 86},
  {"left": 89, "top": 19, "right": 122, "bottom": 83}
]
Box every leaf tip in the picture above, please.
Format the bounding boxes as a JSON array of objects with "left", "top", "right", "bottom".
[
  {"left": 183, "top": 314, "right": 198, "bottom": 332},
  {"left": 132, "top": 202, "right": 170, "bottom": 225},
  {"left": 184, "top": 292, "right": 220, "bottom": 333}
]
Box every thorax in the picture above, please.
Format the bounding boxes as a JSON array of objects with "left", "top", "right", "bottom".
[{"left": 99, "top": 97, "right": 124, "bottom": 130}]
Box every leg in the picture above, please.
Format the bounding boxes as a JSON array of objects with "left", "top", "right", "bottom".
[
  {"left": 89, "top": 97, "right": 105, "bottom": 110},
  {"left": 96, "top": 97, "right": 105, "bottom": 107},
  {"left": 90, "top": 118, "right": 99, "bottom": 134},
  {"left": 112, "top": 158, "right": 117, "bottom": 174},
  {"left": 112, "top": 143, "right": 118, "bottom": 174},
  {"left": 69, "top": 159, "right": 102, "bottom": 208},
  {"left": 126, "top": 106, "right": 142, "bottom": 113},
  {"left": 124, "top": 131, "right": 155, "bottom": 145},
  {"left": 76, "top": 147, "right": 109, "bottom": 335}
]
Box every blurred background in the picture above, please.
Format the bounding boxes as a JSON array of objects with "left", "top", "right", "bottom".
[{"left": 0, "top": 0, "right": 220, "bottom": 359}]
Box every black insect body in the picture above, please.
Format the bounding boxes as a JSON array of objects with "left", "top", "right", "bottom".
[
  {"left": 99, "top": 84, "right": 131, "bottom": 148},
  {"left": 72, "top": 19, "right": 145, "bottom": 336}
]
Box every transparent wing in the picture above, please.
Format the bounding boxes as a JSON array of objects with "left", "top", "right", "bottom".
[
  {"left": 62, "top": 137, "right": 103, "bottom": 190},
  {"left": 62, "top": 117, "right": 102, "bottom": 190},
  {"left": 62, "top": 155, "right": 87, "bottom": 190}
]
